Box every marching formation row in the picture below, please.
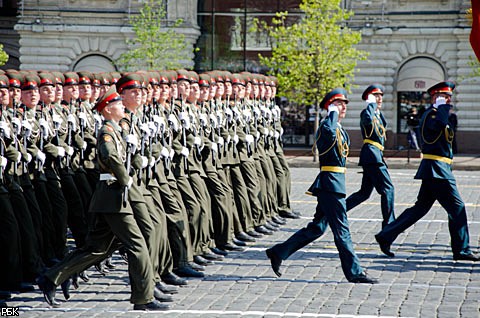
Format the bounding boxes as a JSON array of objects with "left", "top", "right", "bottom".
[{"left": 0, "top": 68, "right": 296, "bottom": 310}]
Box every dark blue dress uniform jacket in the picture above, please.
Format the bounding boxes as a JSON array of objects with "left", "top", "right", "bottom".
[{"left": 308, "top": 111, "right": 349, "bottom": 196}]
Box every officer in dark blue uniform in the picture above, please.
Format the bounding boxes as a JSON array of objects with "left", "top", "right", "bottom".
[
  {"left": 374, "top": 81, "right": 479, "bottom": 261},
  {"left": 265, "top": 88, "right": 378, "bottom": 283},
  {"left": 346, "top": 84, "right": 395, "bottom": 228}
]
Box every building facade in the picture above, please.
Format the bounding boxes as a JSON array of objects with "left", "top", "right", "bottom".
[{"left": 1, "top": 0, "right": 478, "bottom": 152}]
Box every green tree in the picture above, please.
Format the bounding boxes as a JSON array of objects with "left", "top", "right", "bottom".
[
  {"left": 117, "top": 0, "right": 191, "bottom": 71},
  {"left": 254, "top": 0, "right": 367, "bottom": 107},
  {"left": 0, "top": 44, "right": 8, "bottom": 67},
  {"left": 253, "top": 0, "right": 367, "bottom": 160}
]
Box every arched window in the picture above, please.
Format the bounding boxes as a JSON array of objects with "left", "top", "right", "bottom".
[
  {"left": 396, "top": 57, "right": 445, "bottom": 134},
  {"left": 73, "top": 54, "right": 116, "bottom": 72}
]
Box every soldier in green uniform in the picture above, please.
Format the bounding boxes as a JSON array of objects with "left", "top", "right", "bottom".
[{"left": 36, "top": 86, "right": 169, "bottom": 311}]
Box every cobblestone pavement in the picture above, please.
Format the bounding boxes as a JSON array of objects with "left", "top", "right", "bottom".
[{"left": 6, "top": 168, "right": 480, "bottom": 318}]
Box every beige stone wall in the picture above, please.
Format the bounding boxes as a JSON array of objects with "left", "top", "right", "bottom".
[
  {"left": 343, "top": 0, "right": 480, "bottom": 151},
  {"left": 14, "top": 0, "right": 200, "bottom": 71}
]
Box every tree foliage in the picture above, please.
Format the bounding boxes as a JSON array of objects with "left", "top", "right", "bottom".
[
  {"left": 0, "top": 44, "right": 8, "bottom": 67},
  {"left": 117, "top": 0, "right": 190, "bottom": 71},
  {"left": 253, "top": 0, "right": 367, "bottom": 108}
]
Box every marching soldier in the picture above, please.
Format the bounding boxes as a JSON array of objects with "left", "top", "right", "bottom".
[
  {"left": 266, "top": 88, "right": 378, "bottom": 284},
  {"left": 346, "top": 84, "right": 395, "bottom": 228},
  {"left": 374, "top": 81, "right": 480, "bottom": 261},
  {"left": 36, "top": 86, "right": 169, "bottom": 310}
]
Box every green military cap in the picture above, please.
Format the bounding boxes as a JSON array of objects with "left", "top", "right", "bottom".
[
  {"left": 166, "top": 70, "right": 177, "bottom": 84},
  {"left": 0, "top": 74, "right": 8, "bottom": 89},
  {"left": 38, "top": 72, "right": 56, "bottom": 87},
  {"left": 91, "top": 73, "right": 102, "bottom": 87},
  {"left": 93, "top": 85, "right": 122, "bottom": 113},
  {"left": 0, "top": 70, "right": 5, "bottom": 75},
  {"left": 51, "top": 71, "right": 65, "bottom": 86},
  {"left": 223, "top": 71, "right": 233, "bottom": 83},
  {"left": 198, "top": 73, "right": 211, "bottom": 87},
  {"left": 176, "top": 69, "right": 190, "bottom": 83},
  {"left": 136, "top": 71, "right": 149, "bottom": 89},
  {"left": 208, "top": 71, "right": 224, "bottom": 83},
  {"left": 188, "top": 70, "right": 199, "bottom": 84},
  {"left": 77, "top": 71, "right": 93, "bottom": 85},
  {"left": 116, "top": 72, "right": 143, "bottom": 93},
  {"left": 240, "top": 71, "right": 253, "bottom": 84},
  {"left": 148, "top": 71, "right": 160, "bottom": 86},
  {"left": 110, "top": 71, "right": 122, "bottom": 84},
  {"left": 21, "top": 73, "right": 41, "bottom": 90},
  {"left": 231, "top": 73, "right": 245, "bottom": 86},
  {"left": 64, "top": 71, "right": 79, "bottom": 86},
  {"left": 99, "top": 72, "right": 112, "bottom": 86},
  {"left": 158, "top": 71, "right": 170, "bottom": 85},
  {"left": 5, "top": 71, "right": 23, "bottom": 89}
]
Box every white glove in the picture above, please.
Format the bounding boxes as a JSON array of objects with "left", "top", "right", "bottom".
[
  {"left": 147, "top": 121, "right": 157, "bottom": 136},
  {"left": 36, "top": 150, "right": 46, "bottom": 165},
  {"left": 245, "top": 134, "right": 254, "bottom": 144},
  {"left": 168, "top": 114, "right": 179, "bottom": 132},
  {"left": 433, "top": 96, "right": 446, "bottom": 109},
  {"left": 243, "top": 109, "right": 252, "bottom": 123},
  {"left": 56, "top": 146, "right": 65, "bottom": 158},
  {"left": 0, "top": 121, "right": 11, "bottom": 139},
  {"left": 78, "top": 112, "right": 87, "bottom": 126},
  {"left": 211, "top": 142, "right": 218, "bottom": 153},
  {"left": 160, "top": 147, "right": 170, "bottom": 159},
  {"left": 139, "top": 123, "right": 150, "bottom": 137},
  {"left": 217, "top": 136, "right": 224, "bottom": 146},
  {"left": 280, "top": 127, "right": 284, "bottom": 137},
  {"left": 233, "top": 107, "right": 241, "bottom": 120},
  {"left": 149, "top": 156, "right": 156, "bottom": 167},
  {"left": 253, "top": 107, "right": 261, "bottom": 118},
  {"left": 366, "top": 94, "right": 376, "bottom": 105},
  {"left": 181, "top": 146, "right": 189, "bottom": 157},
  {"left": 25, "top": 153, "right": 32, "bottom": 163},
  {"left": 209, "top": 114, "right": 218, "bottom": 128},
  {"left": 14, "top": 152, "right": 21, "bottom": 164},
  {"left": 67, "top": 114, "right": 77, "bottom": 132},
  {"left": 193, "top": 136, "right": 202, "bottom": 146},
  {"left": 256, "top": 131, "right": 260, "bottom": 140},
  {"left": 272, "top": 108, "right": 279, "bottom": 120},
  {"left": 274, "top": 131, "right": 280, "bottom": 139},
  {"left": 199, "top": 113, "right": 208, "bottom": 126},
  {"left": 269, "top": 130, "right": 274, "bottom": 137},
  {"left": 0, "top": 155, "right": 6, "bottom": 169},
  {"left": 327, "top": 104, "right": 339, "bottom": 115},
  {"left": 226, "top": 135, "right": 231, "bottom": 144},
  {"left": 127, "top": 176, "right": 134, "bottom": 189},
  {"left": 81, "top": 141, "right": 88, "bottom": 151},
  {"left": 38, "top": 118, "right": 49, "bottom": 136},
  {"left": 66, "top": 146, "right": 74, "bottom": 156},
  {"left": 140, "top": 155, "right": 148, "bottom": 169},
  {"left": 216, "top": 111, "right": 224, "bottom": 125},
  {"left": 22, "top": 120, "right": 32, "bottom": 138},
  {"left": 264, "top": 109, "right": 272, "bottom": 120},
  {"left": 233, "top": 134, "right": 239, "bottom": 145},
  {"left": 263, "top": 128, "right": 269, "bottom": 136},
  {"left": 125, "top": 134, "right": 138, "bottom": 154},
  {"left": 94, "top": 113, "right": 103, "bottom": 127},
  {"left": 260, "top": 106, "right": 268, "bottom": 117},
  {"left": 179, "top": 112, "right": 190, "bottom": 129},
  {"left": 153, "top": 115, "right": 166, "bottom": 132},
  {"left": 11, "top": 117, "right": 22, "bottom": 131},
  {"left": 52, "top": 114, "right": 63, "bottom": 129},
  {"left": 169, "top": 149, "right": 175, "bottom": 160},
  {"left": 225, "top": 108, "right": 233, "bottom": 123}
]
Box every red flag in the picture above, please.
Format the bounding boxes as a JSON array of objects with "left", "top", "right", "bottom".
[{"left": 471, "top": 0, "right": 480, "bottom": 61}]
